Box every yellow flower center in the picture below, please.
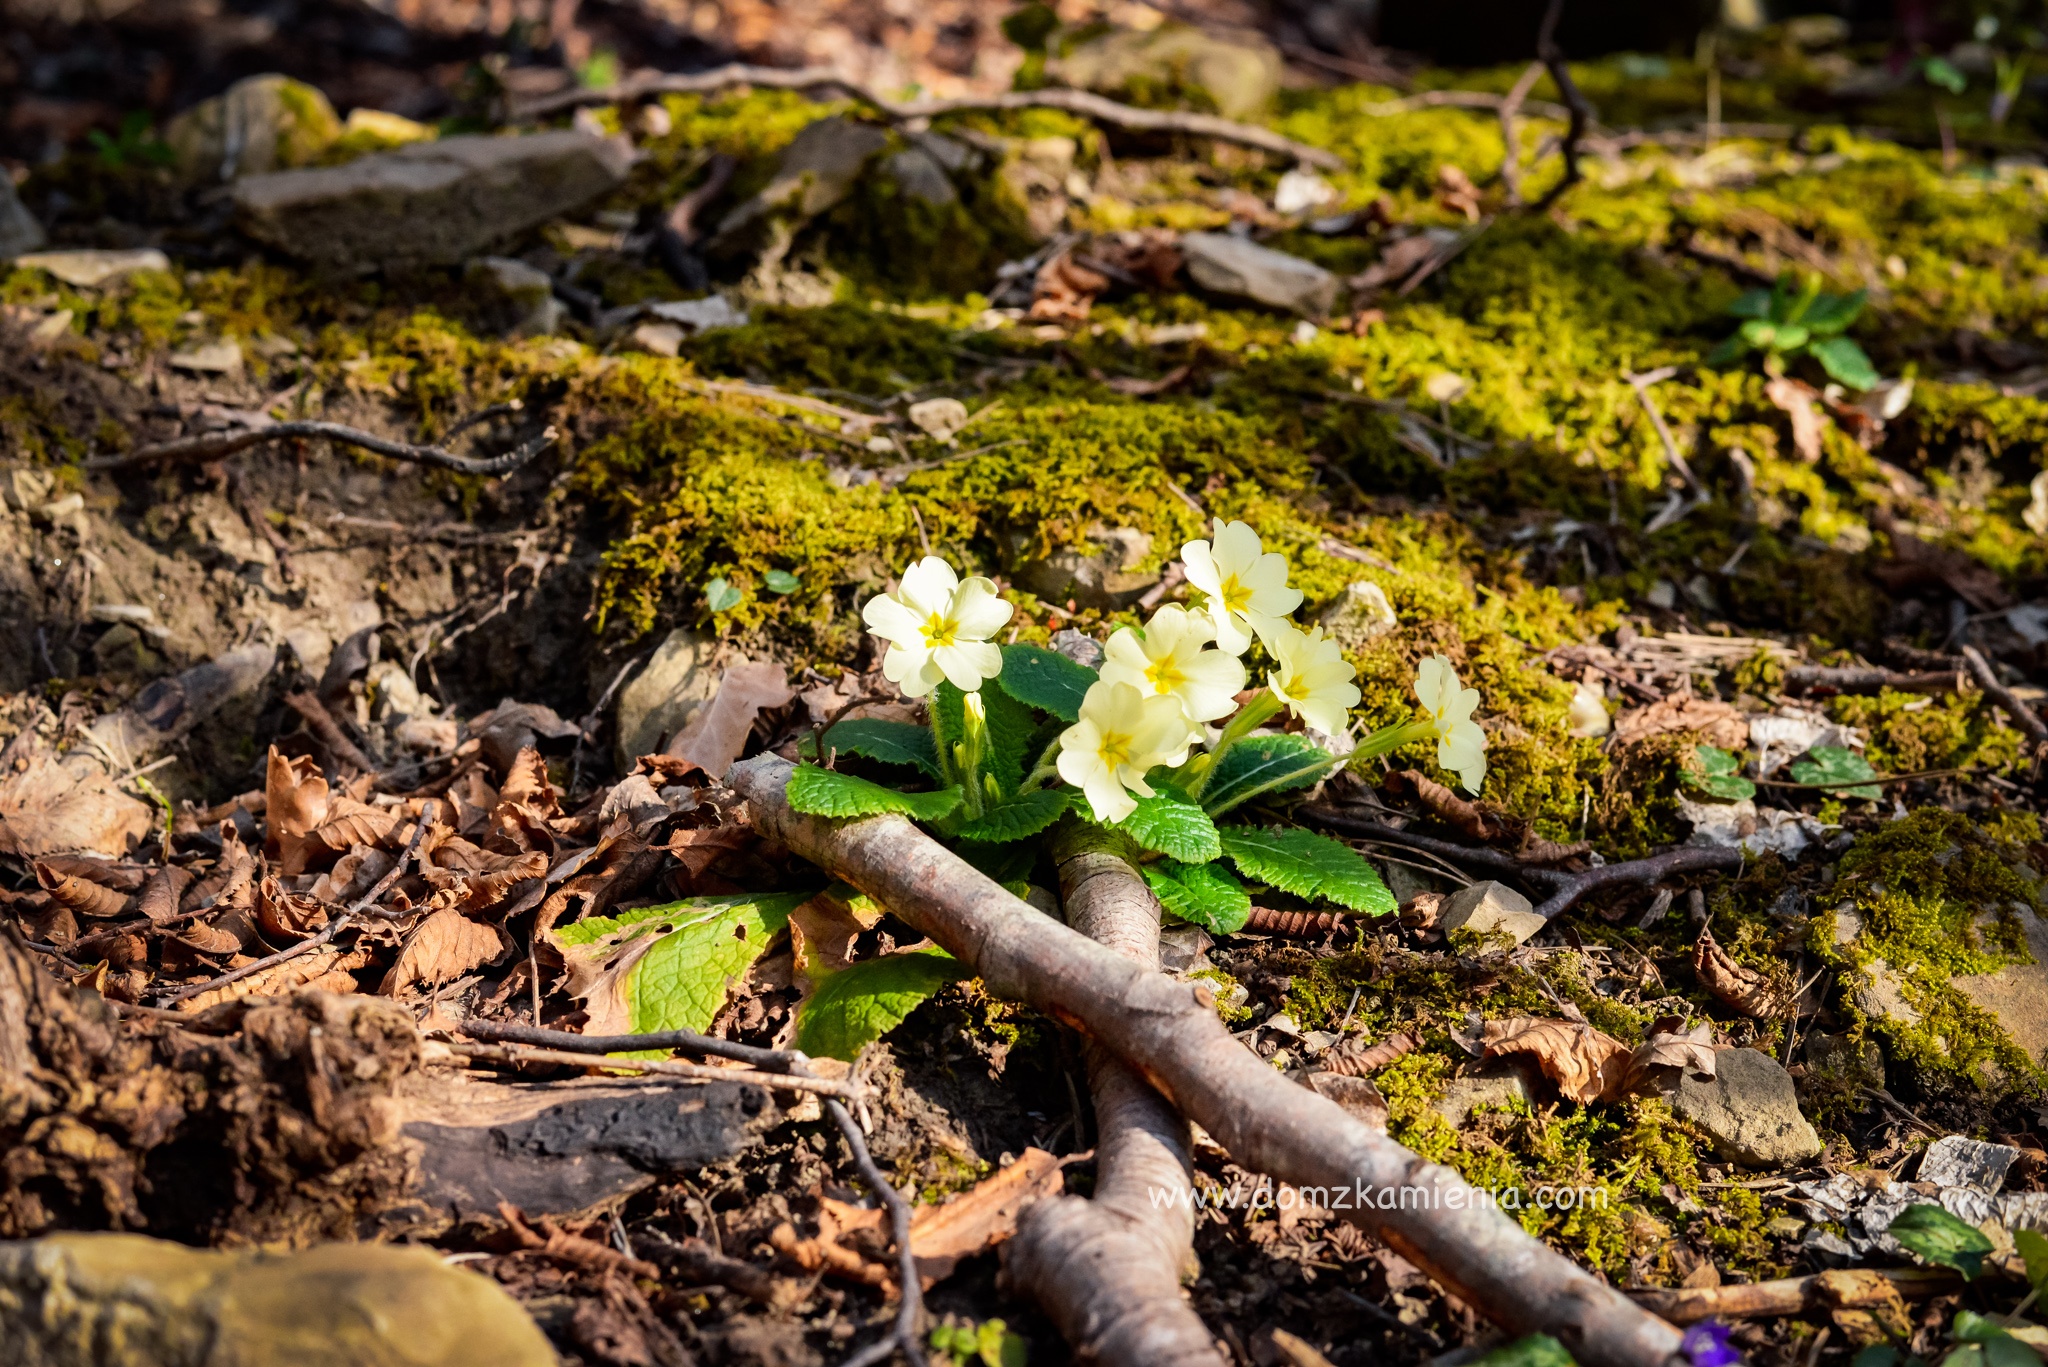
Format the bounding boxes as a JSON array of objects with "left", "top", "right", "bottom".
[
  {"left": 1144, "top": 655, "right": 1186, "bottom": 695},
  {"left": 920, "top": 612, "right": 956, "bottom": 648},
  {"left": 1218, "top": 574, "right": 1254, "bottom": 617},
  {"left": 1097, "top": 731, "right": 1133, "bottom": 770}
]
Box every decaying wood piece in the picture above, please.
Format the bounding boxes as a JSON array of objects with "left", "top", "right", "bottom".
[
  {"left": 0, "top": 929, "right": 776, "bottom": 1244},
  {"left": 1629, "top": 1266, "right": 1961, "bottom": 1324},
  {"left": 1006, "top": 822, "right": 1226, "bottom": 1366},
  {"left": 729, "top": 756, "right": 1684, "bottom": 1367},
  {"left": 1961, "top": 645, "right": 2048, "bottom": 747}
]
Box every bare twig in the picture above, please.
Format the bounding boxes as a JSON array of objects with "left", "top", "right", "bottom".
[
  {"left": 831, "top": 1096, "right": 929, "bottom": 1367},
  {"left": 1007, "top": 822, "right": 1225, "bottom": 1365},
  {"left": 1629, "top": 1267, "right": 1961, "bottom": 1324},
  {"left": 1498, "top": 61, "right": 1548, "bottom": 207},
  {"left": 464, "top": 1017, "right": 806, "bottom": 1071},
  {"left": 283, "top": 690, "right": 379, "bottom": 775},
  {"left": 1299, "top": 808, "right": 1745, "bottom": 922},
  {"left": 515, "top": 64, "right": 1342, "bottom": 170},
  {"left": 447, "top": 1041, "right": 867, "bottom": 1100},
  {"left": 1961, "top": 645, "right": 2048, "bottom": 746},
  {"left": 729, "top": 755, "right": 1682, "bottom": 1367},
  {"left": 1531, "top": 0, "right": 1595, "bottom": 213},
  {"left": 88, "top": 421, "right": 559, "bottom": 476},
  {"left": 1623, "top": 367, "right": 1704, "bottom": 497},
  {"left": 1358, "top": 89, "right": 1572, "bottom": 122},
  {"left": 1783, "top": 665, "right": 1959, "bottom": 696}
]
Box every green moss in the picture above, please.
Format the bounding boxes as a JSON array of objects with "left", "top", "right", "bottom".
[{"left": 1826, "top": 689, "right": 2025, "bottom": 776}]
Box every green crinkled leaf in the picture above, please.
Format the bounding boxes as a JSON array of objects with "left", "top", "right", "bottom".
[
  {"left": 1142, "top": 858, "right": 1251, "bottom": 934},
  {"left": 786, "top": 765, "right": 962, "bottom": 821},
  {"left": 1685, "top": 745, "right": 1756, "bottom": 801},
  {"left": 1789, "top": 744, "right": 1880, "bottom": 801},
  {"left": 1727, "top": 288, "right": 1773, "bottom": 319},
  {"left": 802, "top": 718, "right": 940, "bottom": 779},
  {"left": 994, "top": 643, "right": 1097, "bottom": 722},
  {"left": 1810, "top": 335, "right": 1879, "bottom": 390},
  {"left": 1888, "top": 1203, "right": 1994, "bottom": 1279},
  {"left": 704, "top": 577, "right": 742, "bottom": 613},
  {"left": 1468, "top": 1335, "right": 1577, "bottom": 1367},
  {"left": 958, "top": 788, "right": 1069, "bottom": 843},
  {"left": 2017, "top": 1228, "right": 2048, "bottom": 1294},
  {"left": 1800, "top": 289, "right": 1866, "bottom": 336},
  {"left": 554, "top": 893, "right": 810, "bottom": 1050},
  {"left": 1219, "top": 826, "right": 1394, "bottom": 915},
  {"left": 763, "top": 569, "right": 801, "bottom": 594},
  {"left": 1115, "top": 790, "right": 1221, "bottom": 863},
  {"left": 982, "top": 680, "right": 1037, "bottom": 795},
  {"left": 795, "top": 947, "right": 967, "bottom": 1061},
  {"left": 1200, "top": 733, "right": 1341, "bottom": 816}
]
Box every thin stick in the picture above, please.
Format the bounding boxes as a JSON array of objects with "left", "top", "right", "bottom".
[
  {"left": 1961, "top": 645, "right": 2048, "bottom": 745},
  {"left": 463, "top": 1018, "right": 800, "bottom": 1071},
  {"left": 445, "top": 1041, "right": 866, "bottom": 1100},
  {"left": 1498, "top": 60, "right": 1548, "bottom": 207},
  {"left": 1358, "top": 89, "right": 1572, "bottom": 121},
  {"left": 1624, "top": 367, "right": 1704, "bottom": 496},
  {"left": 515, "top": 64, "right": 1342, "bottom": 170},
  {"left": 283, "top": 690, "right": 380, "bottom": 775},
  {"left": 1752, "top": 767, "right": 1968, "bottom": 790},
  {"left": 157, "top": 802, "right": 435, "bottom": 1006},
  {"left": 1532, "top": 0, "right": 1595, "bottom": 213},
  {"left": 89, "top": 421, "right": 558, "bottom": 476}
]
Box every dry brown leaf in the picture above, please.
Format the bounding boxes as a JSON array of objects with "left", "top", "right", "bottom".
[
  {"left": 1384, "top": 769, "right": 1511, "bottom": 842},
  {"left": 172, "top": 946, "right": 372, "bottom": 1013},
  {"left": 34, "top": 856, "right": 148, "bottom": 892},
  {"left": 815, "top": 1148, "right": 1065, "bottom": 1291},
  {"left": 1029, "top": 251, "right": 1110, "bottom": 322},
  {"left": 256, "top": 875, "right": 328, "bottom": 941},
  {"left": 1321, "top": 1030, "right": 1421, "bottom": 1078},
  {"left": 0, "top": 748, "right": 154, "bottom": 859},
  {"left": 1693, "top": 928, "right": 1785, "bottom": 1018},
  {"left": 1620, "top": 1015, "right": 1718, "bottom": 1096},
  {"left": 380, "top": 908, "right": 509, "bottom": 995},
  {"left": 309, "top": 845, "right": 397, "bottom": 904},
  {"left": 1090, "top": 229, "right": 1182, "bottom": 291},
  {"left": 33, "top": 861, "right": 135, "bottom": 919},
  {"left": 174, "top": 922, "right": 244, "bottom": 956},
  {"left": 1481, "top": 1016, "right": 1631, "bottom": 1105},
  {"left": 264, "top": 747, "right": 330, "bottom": 876},
  {"left": 1612, "top": 695, "right": 1750, "bottom": 750},
  {"left": 421, "top": 848, "right": 549, "bottom": 913},
  {"left": 666, "top": 662, "right": 795, "bottom": 780},
  {"left": 1764, "top": 376, "right": 1828, "bottom": 463},
  {"left": 137, "top": 866, "right": 193, "bottom": 923},
  {"left": 498, "top": 746, "right": 558, "bottom": 813},
  {"left": 790, "top": 887, "right": 886, "bottom": 985},
  {"left": 663, "top": 825, "right": 754, "bottom": 881},
  {"left": 71, "top": 929, "right": 147, "bottom": 968},
  {"left": 310, "top": 796, "right": 399, "bottom": 854}
]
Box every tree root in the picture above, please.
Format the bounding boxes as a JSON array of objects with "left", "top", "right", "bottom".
[
  {"left": 1301, "top": 808, "right": 1745, "bottom": 922},
  {"left": 515, "top": 64, "right": 1344, "bottom": 169},
  {"left": 1005, "top": 822, "right": 1226, "bottom": 1366},
  {"left": 1962, "top": 645, "right": 2048, "bottom": 747},
  {"left": 1630, "top": 1266, "right": 1960, "bottom": 1324},
  {"left": 728, "top": 756, "right": 1683, "bottom": 1367},
  {"left": 86, "top": 421, "right": 559, "bottom": 476}
]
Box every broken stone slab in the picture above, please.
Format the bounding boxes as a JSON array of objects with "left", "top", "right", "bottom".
[
  {"left": 1013, "top": 524, "right": 1160, "bottom": 610},
  {"left": 168, "top": 340, "right": 244, "bottom": 374},
  {"left": 645, "top": 294, "right": 748, "bottom": 332},
  {"left": 15, "top": 248, "right": 171, "bottom": 288},
  {"left": 1918, "top": 1135, "right": 2020, "bottom": 1193},
  {"left": 884, "top": 145, "right": 959, "bottom": 207},
  {"left": 615, "top": 627, "right": 721, "bottom": 768},
  {"left": 0, "top": 177, "right": 46, "bottom": 260},
  {"left": 1850, "top": 958, "right": 1921, "bottom": 1029},
  {"left": 1316, "top": 580, "right": 1398, "bottom": 650},
  {"left": 464, "top": 255, "right": 562, "bottom": 337},
  {"left": 1671, "top": 1048, "right": 1823, "bottom": 1167},
  {"left": 1437, "top": 881, "right": 1547, "bottom": 946},
  {"left": 1794, "top": 1168, "right": 2048, "bottom": 1258},
  {"left": 707, "top": 116, "right": 890, "bottom": 261},
  {"left": 0, "top": 1233, "right": 554, "bottom": 1367},
  {"left": 1678, "top": 794, "right": 1816, "bottom": 858},
  {"left": 1952, "top": 906, "right": 2048, "bottom": 1067},
  {"left": 163, "top": 73, "right": 342, "bottom": 182},
  {"left": 232, "top": 131, "right": 634, "bottom": 271},
  {"left": 1433, "top": 1062, "right": 1533, "bottom": 1125},
  {"left": 1181, "top": 231, "right": 1336, "bottom": 318},
  {"left": 1050, "top": 628, "right": 1105, "bottom": 669}
]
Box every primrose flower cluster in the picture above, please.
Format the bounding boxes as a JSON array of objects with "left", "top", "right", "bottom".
[{"left": 860, "top": 521, "right": 1488, "bottom": 826}]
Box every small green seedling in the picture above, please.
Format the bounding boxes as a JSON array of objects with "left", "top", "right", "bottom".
[
  {"left": 1685, "top": 745, "right": 1756, "bottom": 801},
  {"left": 1708, "top": 275, "right": 1880, "bottom": 390},
  {"left": 1788, "top": 746, "right": 1881, "bottom": 801},
  {"left": 703, "top": 576, "right": 743, "bottom": 613},
  {"left": 1889, "top": 1203, "right": 1995, "bottom": 1280},
  {"left": 930, "top": 1317, "right": 1028, "bottom": 1367}
]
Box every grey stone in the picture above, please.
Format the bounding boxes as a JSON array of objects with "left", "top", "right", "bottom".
[
  {"left": 645, "top": 294, "right": 747, "bottom": 332},
  {"left": 1050, "top": 629, "right": 1105, "bottom": 670},
  {"left": 1317, "top": 580, "right": 1397, "bottom": 650},
  {"left": 232, "top": 131, "right": 634, "bottom": 270},
  {"left": 884, "top": 147, "right": 958, "bottom": 207},
  {"left": 464, "top": 255, "right": 561, "bottom": 336},
  {"left": 163, "top": 73, "right": 341, "bottom": 182},
  {"left": 1952, "top": 907, "right": 2048, "bottom": 1066},
  {"left": 15, "top": 248, "right": 169, "bottom": 288},
  {"left": 708, "top": 116, "right": 890, "bottom": 259},
  {"left": 0, "top": 176, "right": 46, "bottom": 260},
  {"left": 1433, "top": 1063, "right": 1532, "bottom": 1125},
  {"left": 167, "top": 341, "right": 243, "bottom": 374},
  {"left": 614, "top": 628, "right": 719, "bottom": 767},
  {"left": 1851, "top": 958, "right": 1921, "bottom": 1029},
  {"left": 0, "top": 1233, "right": 554, "bottom": 1367},
  {"left": 1437, "top": 881, "right": 1546, "bottom": 946},
  {"left": 1672, "top": 1048, "right": 1823, "bottom": 1167},
  {"left": 1014, "top": 524, "right": 1159, "bottom": 610},
  {"left": 1802, "top": 1031, "right": 1884, "bottom": 1094},
  {"left": 1054, "top": 25, "right": 1284, "bottom": 120},
  {"left": 1181, "top": 231, "right": 1336, "bottom": 318}
]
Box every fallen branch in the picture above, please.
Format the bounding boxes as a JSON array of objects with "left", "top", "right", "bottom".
[
  {"left": 728, "top": 755, "right": 1682, "bottom": 1367},
  {"left": 1007, "top": 822, "right": 1225, "bottom": 1366},
  {"left": 1629, "top": 1266, "right": 1961, "bottom": 1324},
  {"left": 447, "top": 1041, "right": 868, "bottom": 1101},
  {"left": 1299, "top": 808, "right": 1745, "bottom": 922},
  {"left": 1961, "top": 645, "right": 2048, "bottom": 746},
  {"left": 1783, "top": 665, "right": 1959, "bottom": 696},
  {"left": 282, "top": 690, "right": 379, "bottom": 776},
  {"left": 1532, "top": 0, "right": 1595, "bottom": 213},
  {"left": 515, "top": 63, "right": 1343, "bottom": 169},
  {"left": 1497, "top": 60, "right": 1548, "bottom": 207},
  {"left": 88, "top": 421, "right": 559, "bottom": 476}
]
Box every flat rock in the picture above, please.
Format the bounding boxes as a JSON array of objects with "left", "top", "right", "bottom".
[
  {"left": 1433, "top": 1063, "right": 1532, "bottom": 1125},
  {"left": 1671, "top": 1047, "right": 1823, "bottom": 1167},
  {"left": 233, "top": 131, "right": 633, "bottom": 270},
  {"left": 0, "top": 177, "right": 46, "bottom": 259},
  {"left": 708, "top": 116, "right": 889, "bottom": 259},
  {"left": 1952, "top": 906, "right": 2048, "bottom": 1066},
  {"left": 169, "top": 341, "right": 243, "bottom": 374},
  {"left": 1055, "top": 25, "right": 1284, "bottom": 120},
  {"left": 1918, "top": 1135, "right": 2019, "bottom": 1193},
  {"left": 15, "top": 248, "right": 170, "bottom": 288},
  {"left": 1317, "top": 580, "right": 1397, "bottom": 650},
  {"left": 615, "top": 628, "right": 720, "bottom": 767},
  {"left": 0, "top": 1233, "right": 554, "bottom": 1367},
  {"left": 1437, "top": 881, "right": 1546, "bottom": 946},
  {"left": 463, "top": 255, "right": 561, "bottom": 336},
  {"left": 1850, "top": 957, "right": 1921, "bottom": 1028},
  {"left": 645, "top": 294, "right": 748, "bottom": 333},
  {"left": 1181, "top": 232, "right": 1336, "bottom": 318},
  {"left": 1013, "top": 524, "right": 1159, "bottom": 610}
]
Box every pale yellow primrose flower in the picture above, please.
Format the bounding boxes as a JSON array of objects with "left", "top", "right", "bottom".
[
  {"left": 1180, "top": 519, "right": 1303, "bottom": 655},
  {"left": 1416, "top": 654, "right": 1487, "bottom": 794},
  {"left": 1057, "top": 680, "right": 1197, "bottom": 823},
  {"left": 1098, "top": 605, "right": 1247, "bottom": 727},
  {"left": 861, "top": 556, "right": 1013, "bottom": 698},
  {"left": 1265, "top": 623, "right": 1362, "bottom": 736}
]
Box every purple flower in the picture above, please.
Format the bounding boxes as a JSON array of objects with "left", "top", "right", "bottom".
[{"left": 1682, "top": 1321, "right": 1743, "bottom": 1367}]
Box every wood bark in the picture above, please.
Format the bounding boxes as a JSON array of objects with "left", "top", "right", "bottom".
[
  {"left": 729, "top": 756, "right": 1685, "bottom": 1367},
  {"left": 1005, "top": 822, "right": 1227, "bottom": 1366}
]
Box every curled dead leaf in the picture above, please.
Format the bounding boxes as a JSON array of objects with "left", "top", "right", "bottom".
[
  {"left": 1620, "top": 1015, "right": 1718, "bottom": 1096},
  {"left": 1481, "top": 1015, "right": 1631, "bottom": 1105},
  {"left": 1612, "top": 695, "right": 1750, "bottom": 751},
  {"left": 1029, "top": 251, "right": 1110, "bottom": 323},
  {"left": 264, "top": 747, "right": 330, "bottom": 876},
  {"left": 137, "top": 865, "right": 194, "bottom": 923},
  {"left": 380, "top": 908, "right": 509, "bottom": 995},
  {"left": 172, "top": 945, "right": 372, "bottom": 1013},
  {"left": 1693, "top": 928, "right": 1786, "bottom": 1018},
  {"left": 257, "top": 875, "right": 328, "bottom": 941},
  {"left": 1764, "top": 376, "right": 1827, "bottom": 463},
  {"left": 1385, "top": 769, "right": 1510, "bottom": 842},
  {"left": 1320, "top": 1030, "right": 1421, "bottom": 1078},
  {"left": 666, "top": 662, "right": 796, "bottom": 781},
  {"left": 33, "top": 861, "right": 135, "bottom": 919}
]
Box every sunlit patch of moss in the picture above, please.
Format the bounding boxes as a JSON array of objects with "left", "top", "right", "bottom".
[
  {"left": 685, "top": 302, "right": 970, "bottom": 396},
  {"left": 1826, "top": 689, "right": 2024, "bottom": 776}
]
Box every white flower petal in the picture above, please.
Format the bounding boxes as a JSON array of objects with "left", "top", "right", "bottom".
[
  {"left": 862, "top": 594, "right": 926, "bottom": 647},
  {"left": 1180, "top": 539, "right": 1223, "bottom": 599},
  {"left": 898, "top": 556, "right": 960, "bottom": 614},
  {"left": 932, "top": 640, "right": 1002, "bottom": 691},
  {"left": 949, "top": 577, "right": 1013, "bottom": 640}
]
